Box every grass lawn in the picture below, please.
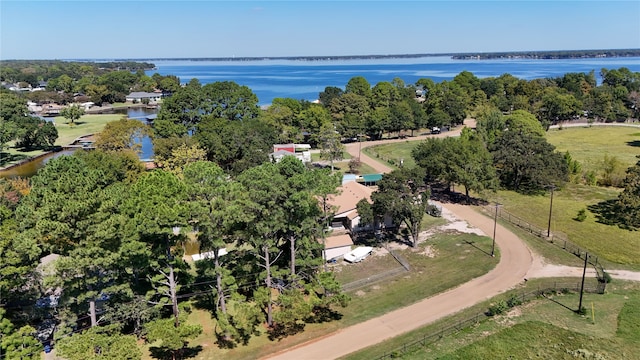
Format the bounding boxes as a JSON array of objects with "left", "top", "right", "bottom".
[
  {"left": 363, "top": 140, "right": 417, "bottom": 170},
  {"left": 343, "top": 280, "right": 640, "bottom": 360},
  {"left": 547, "top": 126, "right": 640, "bottom": 173},
  {"left": 484, "top": 184, "right": 640, "bottom": 269},
  {"left": 53, "top": 114, "right": 123, "bottom": 146},
  {"left": 0, "top": 114, "right": 122, "bottom": 168},
  {"left": 311, "top": 151, "right": 352, "bottom": 162},
  {"left": 145, "top": 232, "right": 499, "bottom": 360}
]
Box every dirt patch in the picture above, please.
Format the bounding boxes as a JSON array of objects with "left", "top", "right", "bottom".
[
  {"left": 422, "top": 245, "right": 438, "bottom": 258},
  {"left": 355, "top": 290, "right": 366, "bottom": 297}
]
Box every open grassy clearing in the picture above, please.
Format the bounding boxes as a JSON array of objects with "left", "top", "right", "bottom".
[
  {"left": 53, "top": 114, "right": 124, "bottom": 145},
  {"left": 364, "top": 141, "right": 415, "bottom": 170},
  {"left": 484, "top": 185, "right": 640, "bottom": 269},
  {"left": 144, "top": 232, "right": 498, "bottom": 360},
  {"left": 342, "top": 280, "right": 639, "bottom": 360},
  {"left": 311, "top": 151, "right": 352, "bottom": 162},
  {"left": 420, "top": 290, "right": 639, "bottom": 359},
  {"left": 0, "top": 114, "right": 122, "bottom": 168},
  {"left": 547, "top": 126, "right": 640, "bottom": 173}
]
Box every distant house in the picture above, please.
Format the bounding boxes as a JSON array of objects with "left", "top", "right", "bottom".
[
  {"left": 270, "top": 144, "right": 312, "bottom": 163},
  {"left": 322, "top": 234, "right": 354, "bottom": 261},
  {"left": 126, "top": 92, "right": 163, "bottom": 103}
]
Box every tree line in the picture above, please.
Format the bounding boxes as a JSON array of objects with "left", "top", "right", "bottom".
[{"left": 1, "top": 60, "right": 178, "bottom": 106}]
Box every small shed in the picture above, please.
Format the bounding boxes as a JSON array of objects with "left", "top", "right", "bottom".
[
  {"left": 360, "top": 173, "right": 383, "bottom": 186},
  {"left": 322, "top": 234, "right": 354, "bottom": 261}
]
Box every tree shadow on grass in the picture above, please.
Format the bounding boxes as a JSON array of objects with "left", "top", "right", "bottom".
[
  {"left": 306, "top": 306, "right": 343, "bottom": 324},
  {"left": 149, "top": 345, "right": 203, "bottom": 360},
  {"left": 541, "top": 292, "right": 577, "bottom": 313},
  {"left": 430, "top": 186, "right": 489, "bottom": 206},
  {"left": 463, "top": 239, "right": 492, "bottom": 257},
  {"left": 587, "top": 199, "right": 623, "bottom": 227},
  {"left": 268, "top": 322, "right": 306, "bottom": 341},
  {"left": 626, "top": 140, "right": 640, "bottom": 147},
  {"left": 0, "top": 152, "right": 30, "bottom": 167}
]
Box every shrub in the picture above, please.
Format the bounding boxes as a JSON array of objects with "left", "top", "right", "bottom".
[
  {"left": 426, "top": 204, "right": 442, "bottom": 217},
  {"left": 348, "top": 158, "right": 361, "bottom": 173},
  {"left": 487, "top": 300, "right": 508, "bottom": 316},
  {"left": 574, "top": 208, "right": 587, "bottom": 222},
  {"left": 506, "top": 294, "right": 522, "bottom": 308}
]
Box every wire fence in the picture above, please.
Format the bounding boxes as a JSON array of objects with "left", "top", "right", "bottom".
[
  {"left": 482, "top": 205, "right": 607, "bottom": 290},
  {"left": 342, "top": 267, "right": 407, "bottom": 292},
  {"left": 375, "top": 281, "right": 603, "bottom": 360}
]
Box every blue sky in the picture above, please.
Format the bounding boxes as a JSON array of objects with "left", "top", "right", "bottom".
[{"left": 1, "top": 1, "right": 639, "bottom": 60}]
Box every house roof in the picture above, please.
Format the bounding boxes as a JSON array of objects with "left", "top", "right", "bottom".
[
  {"left": 326, "top": 180, "right": 373, "bottom": 215},
  {"left": 324, "top": 234, "right": 354, "bottom": 249},
  {"left": 126, "top": 92, "right": 160, "bottom": 99}
]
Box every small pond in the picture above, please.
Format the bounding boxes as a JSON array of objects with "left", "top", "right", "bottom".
[{"left": 1, "top": 107, "right": 158, "bottom": 178}]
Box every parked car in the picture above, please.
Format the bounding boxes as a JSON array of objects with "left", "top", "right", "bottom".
[
  {"left": 344, "top": 246, "right": 373, "bottom": 263},
  {"left": 431, "top": 127, "right": 441, "bottom": 134}
]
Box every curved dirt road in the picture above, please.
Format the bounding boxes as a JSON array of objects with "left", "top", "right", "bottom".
[{"left": 265, "top": 119, "right": 536, "bottom": 360}]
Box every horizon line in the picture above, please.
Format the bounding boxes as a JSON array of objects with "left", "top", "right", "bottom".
[{"left": 4, "top": 48, "right": 640, "bottom": 62}]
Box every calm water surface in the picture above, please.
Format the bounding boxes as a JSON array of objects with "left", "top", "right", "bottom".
[{"left": 147, "top": 56, "right": 640, "bottom": 105}]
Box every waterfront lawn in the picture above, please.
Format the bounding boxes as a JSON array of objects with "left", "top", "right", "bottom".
[
  {"left": 53, "top": 114, "right": 123, "bottom": 146},
  {"left": 142, "top": 232, "right": 499, "bottom": 360},
  {"left": 485, "top": 184, "right": 640, "bottom": 269}
]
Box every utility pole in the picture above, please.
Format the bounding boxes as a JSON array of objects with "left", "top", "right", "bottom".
[
  {"left": 547, "top": 185, "right": 556, "bottom": 237},
  {"left": 491, "top": 202, "right": 501, "bottom": 257},
  {"left": 578, "top": 252, "right": 588, "bottom": 313}
]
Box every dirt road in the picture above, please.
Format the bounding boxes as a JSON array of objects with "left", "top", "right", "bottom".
[
  {"left": 266, "top": 202, "right": 533, "bottom": 360},
  {"left": 265, "top": 119, "right": 538, "bottom": 360}
]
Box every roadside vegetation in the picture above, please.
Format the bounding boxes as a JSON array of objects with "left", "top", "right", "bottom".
[{"left": 343, "top": 281, "right": 640, "bottom": 360}]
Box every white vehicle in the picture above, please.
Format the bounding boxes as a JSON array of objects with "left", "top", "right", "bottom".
[{"left": 344, "top": 246, "right": 373, "bottom": 263}]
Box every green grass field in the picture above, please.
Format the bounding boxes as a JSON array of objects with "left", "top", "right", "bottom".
[
  {"left": 484, "top": 185, "right": 640, "bottom": 269},
  {"left": 364, "top": 141, "right": 416, "bottom": 170},
  {"left": 343, "top": 280, "right": 640, "bottom": 360},
  {"left": 547, "top": 126, "right": 640, "bottom": 173},
  {"left": 53, "top": 114, "right": 124, "bottom": 146},
  {"left": 0, "top": 114, "right": 123, "bottom": 168}
]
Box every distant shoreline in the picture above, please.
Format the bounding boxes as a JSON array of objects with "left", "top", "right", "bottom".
[{"left": 105, "top": 49, "right": 640, "bottom": 63}]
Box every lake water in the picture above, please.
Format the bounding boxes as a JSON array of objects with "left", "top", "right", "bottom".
[{"left": 147, "top": 56, "right": 640, "bottom": 105}]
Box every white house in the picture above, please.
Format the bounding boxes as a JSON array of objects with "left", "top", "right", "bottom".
[
  {"left": 126, "top": 92, "right": 163, "bottom": 103},
  {"left": 270, "top": 144, "right": 311, "bottom": 163}
]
